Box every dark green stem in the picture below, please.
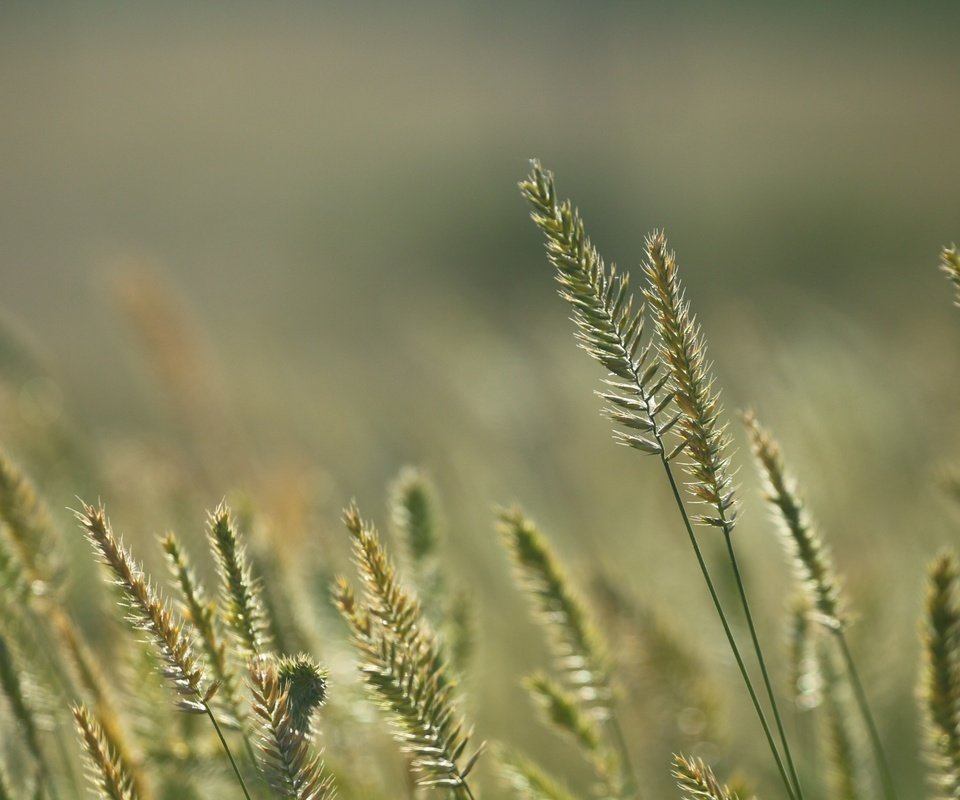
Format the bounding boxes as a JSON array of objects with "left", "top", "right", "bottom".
[
  {"left": 205, "top": 704, "right": 252, "bottom": 800},
  {"left": 657, "top": 455, "right": 797, "bottom": 800},
  {"left": 834, "top": 631, "right": 897, "bottom": 800},
  {"left": 722, "top": 529, "right": 804, "bottom": 800}
]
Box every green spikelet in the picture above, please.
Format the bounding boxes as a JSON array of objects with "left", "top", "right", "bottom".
[
  {"left": 921, "top": 551, "right": 960, "bottom": 799},
  {"left": 520, "top": 160, "right": 670, "bottom": 457},
  {"left": 206, "top": 502, "right": 270, "bottom": 663},
  {"left": 497, "top": 750, "right": 577, "bottom": 800},
  {"left": 389, "top": 467, "right": 440, "bottom": 566},
  {"left": 0, "top": 448, "right": 60, "bottom": 592},
  {"left": 523, "top": 671, "right": 602, "bottom": 756},
  {"left": 745, "top": 412, "right": 845, "bottom": 630},
  {"left": 277, "top": 654, "right": 327, "bottom": 736},
  {"left": 497, "top": 507, "right": 611, "bottom": 711},
  {"left": 672, "top": 754, "right": 738, "bottom": 800},
  {"left": 249, "top": 659, "right": 334, "bottom": 800},
  {"left": 333, "top": 503, "right": 482, "bottom": 795},
  {"left": 941, "top": 245, "right": 960, "bottom": 306},
  {"left": 162, "top": 532, "right": 245, "bottom": 730},
  {"left": 642, "top": 233, "right": 736, "bottom": 529},
  {"left": 73, "top": 704, "right": 139, "bottom": 800},
  {"left": 786, "top": 596, "right": 823, "bottom": 712}
]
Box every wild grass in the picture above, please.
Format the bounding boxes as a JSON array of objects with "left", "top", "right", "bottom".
[{"left": 0, "top": 161, "right": 956, "bottom": 800}]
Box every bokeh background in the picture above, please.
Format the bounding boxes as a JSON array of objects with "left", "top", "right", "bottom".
[{"left": 2, "top": 2, "right": 960, "bottom": 797}]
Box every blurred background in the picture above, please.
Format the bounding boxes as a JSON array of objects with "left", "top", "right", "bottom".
[{"left": 2, "top": 1, "right": 960, "bottom": 796}]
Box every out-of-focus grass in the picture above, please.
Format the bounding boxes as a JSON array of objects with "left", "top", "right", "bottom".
[{"left": 1, "top": 3, "right": 959, "bottom": 796}]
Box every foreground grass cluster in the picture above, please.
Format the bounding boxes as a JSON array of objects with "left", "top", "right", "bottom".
[{"left": 0, "top": 163, "right": 959, "bottom": 799}]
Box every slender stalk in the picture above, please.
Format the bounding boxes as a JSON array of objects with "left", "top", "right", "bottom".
[
  {"left": 658, "top": 457, "right": 796, "bottom": 800},
  {"left": 205, "top": 704, "right": 252, "bottom": 800},
  {"left": 460, "top": 777, "right": 478, "bottom": 800},
  {"left": 607, "top": 713, "right": 640, "bottom": 800},
  {"left": 835, "top": 632, "right": 897, "bottom": 800},
  {"left": 722, "top": 529, "right": 804, "bottom": 800}
]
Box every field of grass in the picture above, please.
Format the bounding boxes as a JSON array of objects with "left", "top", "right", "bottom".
[{"left": 2, "top": 3, "right": 960, "bottom": 799}]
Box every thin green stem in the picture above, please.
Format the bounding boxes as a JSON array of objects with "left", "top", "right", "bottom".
[
  {"left": 607, "top": 712, "right": 641, "bottom": 800},
  {"left": 460, "top": 777, "right": 478, "bottom": 800},
  {"left": 657, "top": 455, "right": 797, "bottom": 800},
  {"left": 205, "top": 704, "right": 252, "bottom": 800},
  {"left": 834, "top": 631, "right": 897, "bottom": 800},
  {"left": 723, "top": 529, "right": 804, "bottom": 800}
]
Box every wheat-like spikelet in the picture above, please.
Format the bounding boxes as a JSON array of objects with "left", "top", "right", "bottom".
[
  {"left": 73, "top": 704, "right": 138, "bottom": 800},
  {"left": 498, "top": 507, "right": 611, "bottom": 711},
  {"left": 787, "top": 596, "right": 823, "bottom": 712},
  {"left": 334, "top": 504, "right": 481, "bottom": 794},
  {"left": 497, "top": 750, "right": 577, "bottom": 800},
  {"left": 921, "top": 551, "right": 960, "bottom": 799},
  {"left": 162, "top": 532, "right": 245, "bottom": 729},
  {"left": 75, "top": 502, "right": 207, "bottom": 712},
  {"left": 941, "top": 245, "right": 960, "bottom": 306},
  {"left": 745, "top": 412, "right": 845, "bottom": 630},
  {"left": 642, "top": 233, "right": 737, "bottom": 529},
  {"left": 0, "top": 447, "right": 60, "bottom": 591},
  {"left": 520, "top": 161, "right": 671, "bottom": 457},
  {"left": 249, "top": 659, "right": 334, "bottom": 800},
  {"left": 672, "top": 754, "right": 737, "bottom": 800},
  {"left": 206, "top": 502, "right": 270, "bottom": 663},
  {"left": 523, "top": 671, "right": 602, "bottom": 756}
]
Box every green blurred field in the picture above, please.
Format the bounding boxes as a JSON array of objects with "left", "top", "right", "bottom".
[{"left": 2, "top": 2, "right": 960, "bottom": 797}]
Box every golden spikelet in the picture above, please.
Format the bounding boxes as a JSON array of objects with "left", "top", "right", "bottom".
[
  {"left": 73, "top": 704, "right": 139, "bottom": 800},
  {"left": 642, "top": 233, "right": 736, "bottom": 529},
  {"left": 75, "top": 502, "right": 207, "bottom": 712},
  {"left": 334, "top": 503, "right": 481, "bottom": 794},
  {"left": 941, "top": 245, "right": 960, "bottom": 306},
  {"left": 672, "top": 754, "right": 738, "bottom": 800}
]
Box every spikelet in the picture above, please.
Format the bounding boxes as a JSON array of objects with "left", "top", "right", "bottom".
[
  {"left": 75, "top": 502, "right": 207, "bottom": 713},
  {"left": 520, "top": 160, "right": 671, "bottom": 456},
  {"left": 497, "top": 507, "right": 611, "bottom": 712},
  {"left": 642, "top": 233, "right": 737, "bottom": 529},
  {"left": 497, "top": 750, "right": 577, "bottom": 800},
  {"left": 921, "top": 551, "right": 960, "bottom": 799},
  {"left": 389, "top": 467, "right": 441, "bottom": 567},
  {"left": 0, "top": 447, "right": 60, "bottom": 592},
  {"left": 162, "top": 532, "right": 244, "bottom": 730},
  {"left": 277, "top": 654, "right": 328, "bottom": 737},
  {"left": 249, "top": 659, "right": 334, "bottom": 800},
  {"left": 333, "top": 504, "right": 482, "bottom": 793},
  {"left": 941, "top": 245, "right": 960, "bottom": 306},
  {"left": 786, "top": 596, "right": 823, "bottom": 712},
  {"left": 745, "top": 412, "right": 845, "bottom": 630},
  {"left": 672, "top": 754, "right": 738, "bottom": 800},
  {"left": 206, "top": 502, "right": 270, "bottom": 663},
  {"left": 73, "top": 704, "right": 139, "bottom": 800},
  {"left": 523, "top": 671, "right": 602, "bottom": 756}
]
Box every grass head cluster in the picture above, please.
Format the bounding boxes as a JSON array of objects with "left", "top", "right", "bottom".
[{"left": 0, "top": 162, "right": 956, "bottom": 800}]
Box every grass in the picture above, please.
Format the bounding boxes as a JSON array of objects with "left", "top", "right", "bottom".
[{"left": 0, "top": 163, "right": 956, "bottom": 799}]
